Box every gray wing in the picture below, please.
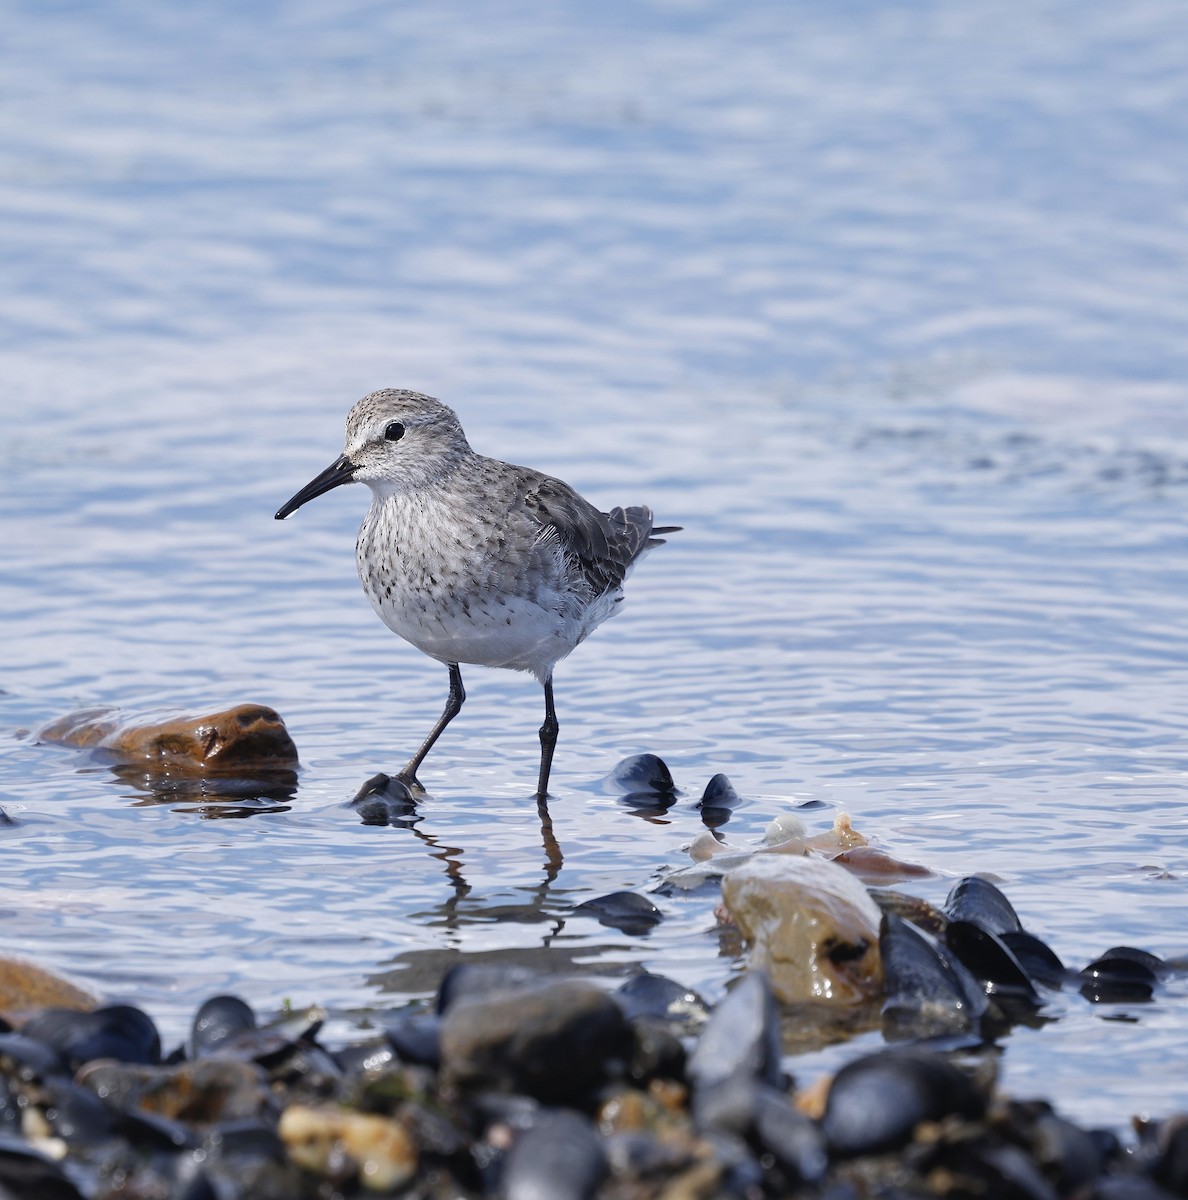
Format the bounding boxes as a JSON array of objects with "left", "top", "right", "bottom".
[{"left": 520, "top": 475, "right": 663, "bottom": 596}]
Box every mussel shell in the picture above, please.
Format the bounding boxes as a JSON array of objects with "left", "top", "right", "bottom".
[
  {"left": 613, "top": 972, "right": 710, "bottom": 1027},
  {"left": 944, "top": 876, "right": 1023, "bottom": 936},
  {"left": 822, "top": 1049, "right": 987, "bottom": 1157},
  {"left": 1097, "top": 946, "right": 1169, "bottom": 980},
  {"left": 22, "top": 1004, "right": 161, "bottom": 1070},
  {"left": 609, "top": 754, "right": 676, "bottom": 796},
  {"left": 40, "top": 1079, "right": 113, "bottom": 1143},
  {"left": 191, "top": 995, "right": 257, "bottom": 1057},
  {"left": 1079, "top": 955, "right": 1157, "bottom": 1004},
  {"left": 0, "top": 1031, "right": 68, "bottom": 1079},
  {"left": 573, "top": 892, "right": 664, "bottom": 935},
  {"left": 381, "top": 1013, "right": 442, "bottom": 1068},
  {"left": 1001, "top": 930, "right": 1068, "bottom": 991},
  {"left": 944, "top": 920, "right": 1040, "bottom": 1005},
  {"left": 880, "top": 914, "right": 990, "bottom": 1038}
]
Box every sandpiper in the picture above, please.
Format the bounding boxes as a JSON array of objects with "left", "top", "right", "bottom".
[{"left": 275, "top": 389, "right": 678, "bottom": 799}]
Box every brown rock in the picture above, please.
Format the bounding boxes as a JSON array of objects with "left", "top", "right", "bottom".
[
  {"left": 720, "top": 856, "right": 884, "bottom": 1006},
  {"left": 39, "top": 704, "right": 298, "bottom": 773},
  {"left": 0, "top": 955, "right": 99, "bottom": 1013}
]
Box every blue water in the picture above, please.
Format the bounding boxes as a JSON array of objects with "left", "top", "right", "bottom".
[{"left": 3, "top": 0, "right": 1188, "bottom": 1127}]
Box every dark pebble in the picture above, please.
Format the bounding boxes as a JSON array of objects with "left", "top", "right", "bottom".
[
  {"left": 573, "top": 890, "right": 664, "bottom": 935},
  {"left": 609, "top": 753, "right": 676, "bottom": 795},
  {"left": 440, "top": 979, "right": 632, "bottom": 1104},
  {"left": 381, "top": 1012, "right": 442, "bottom": 1067},
  {"left": 22, "top": 1004, "right": 161, "bottom": 1071},
  {"left": 191, "top": 995, "right": 256, "bottom": 1057},
  {"left": 502, "top": 1109, "right": 607, "bottom": 1200},
  {"left": 822, "top": 1049, "right": 987, "bottom": 1157},
  {"left": 613, "top": 971, "right": 710, "bottom": 1026},
  {"left": 687, "top": 970, "right": 782, "bottom": 1091}
]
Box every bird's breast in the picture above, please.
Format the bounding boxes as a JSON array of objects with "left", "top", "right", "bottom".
[{"left": 354, "top": 492, "right": 591, "bottom": 675}]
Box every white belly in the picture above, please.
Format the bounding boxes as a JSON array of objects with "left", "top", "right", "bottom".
[{"left": 354, "top": 494, "right": 617, "bottom": 681}]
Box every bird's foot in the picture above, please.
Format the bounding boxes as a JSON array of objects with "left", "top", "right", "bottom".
[
  {"left": 347, "top": 772, "right": 420, "bottom": 827},
  {"left": 395, "top": 769, "right": 428, "bottom": 797},
  {"left": 351, "top": 772, "right": 415, "bottom": 803}
]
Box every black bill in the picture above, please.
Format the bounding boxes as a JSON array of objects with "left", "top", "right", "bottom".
[{"left": 275, "top": 454, "right": 357, "bottom": 519}]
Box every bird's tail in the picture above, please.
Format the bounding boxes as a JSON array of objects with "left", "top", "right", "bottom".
[{"left": 609, "top": 505, "right": 682, "bottom": 561}]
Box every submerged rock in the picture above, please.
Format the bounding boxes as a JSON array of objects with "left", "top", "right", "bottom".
[
  {"left": 720, "top": 856, "right": 884, "bottom": 1005},
  {"left": 38, "top": 704, "right": 299, "bottom": 774}
]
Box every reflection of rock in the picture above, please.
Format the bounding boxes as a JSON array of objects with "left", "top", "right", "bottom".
[
  {"left": 720, "top": 857, "right": 883, "bottom": 1006},
  {"left": 0, "top": 955, "right": 99, "bottom": 1012},
  {"left": 38, "top": 704, "right": 299, "bottom": 773}
]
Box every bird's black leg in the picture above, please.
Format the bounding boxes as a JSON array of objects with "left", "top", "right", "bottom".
[
  {"left": 398, "top": 662, "right": 465, "bottom": 792},
  {"left": 536, "top": 674, "right": 559, "bottom": 800}
]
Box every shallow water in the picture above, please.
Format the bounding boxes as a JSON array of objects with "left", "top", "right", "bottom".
[{"left": 3, "top": 0, "right": 1188, "bottom": 1129}]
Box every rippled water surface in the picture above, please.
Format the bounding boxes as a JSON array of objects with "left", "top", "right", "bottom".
[{"left": 3, "top": 0, "right": 1188, "bottom": 1128}]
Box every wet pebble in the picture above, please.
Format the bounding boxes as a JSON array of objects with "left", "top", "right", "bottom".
[
  {"left": 613, "top": 971, "right": 710, "bottom": 1028},
  {"left": 609, "top": 753, "right": 676, "bottom": 795},
  {"left": 190, "top": 995, "right": 256, "bottom": 1057},
  {"left": 501, "top": 1109, "right": 607, "bottom": 1200},
  {"left": 439, "top": 978, "right": 632, "bottom": 1103},
  {"left": 822, "top": 1049, "right": 988, "bottom": 1157},
  {"left": 573, "top": 890, "right": 664, "bottom": 935},
  {"left": 687, "top": 970, "right": 782, "bottom": 1092}
]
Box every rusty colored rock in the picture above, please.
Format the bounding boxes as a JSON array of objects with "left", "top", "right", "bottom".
[
  {"left": 38, "top": 704, "right": 298, "bottom": 773},
  {"left": 0, "top": 955, "right": 99, "bottom": 1013},
  {"left": 721, "top": 856, "right": 884, "bottom": 1006},
  {"left": 830, "top": 846, "right": 933, "bottom": 884}
]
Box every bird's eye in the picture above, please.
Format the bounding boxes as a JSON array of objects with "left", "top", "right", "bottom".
[{"left": 384, "top": 422, "right": 405, "bottom": 442}]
